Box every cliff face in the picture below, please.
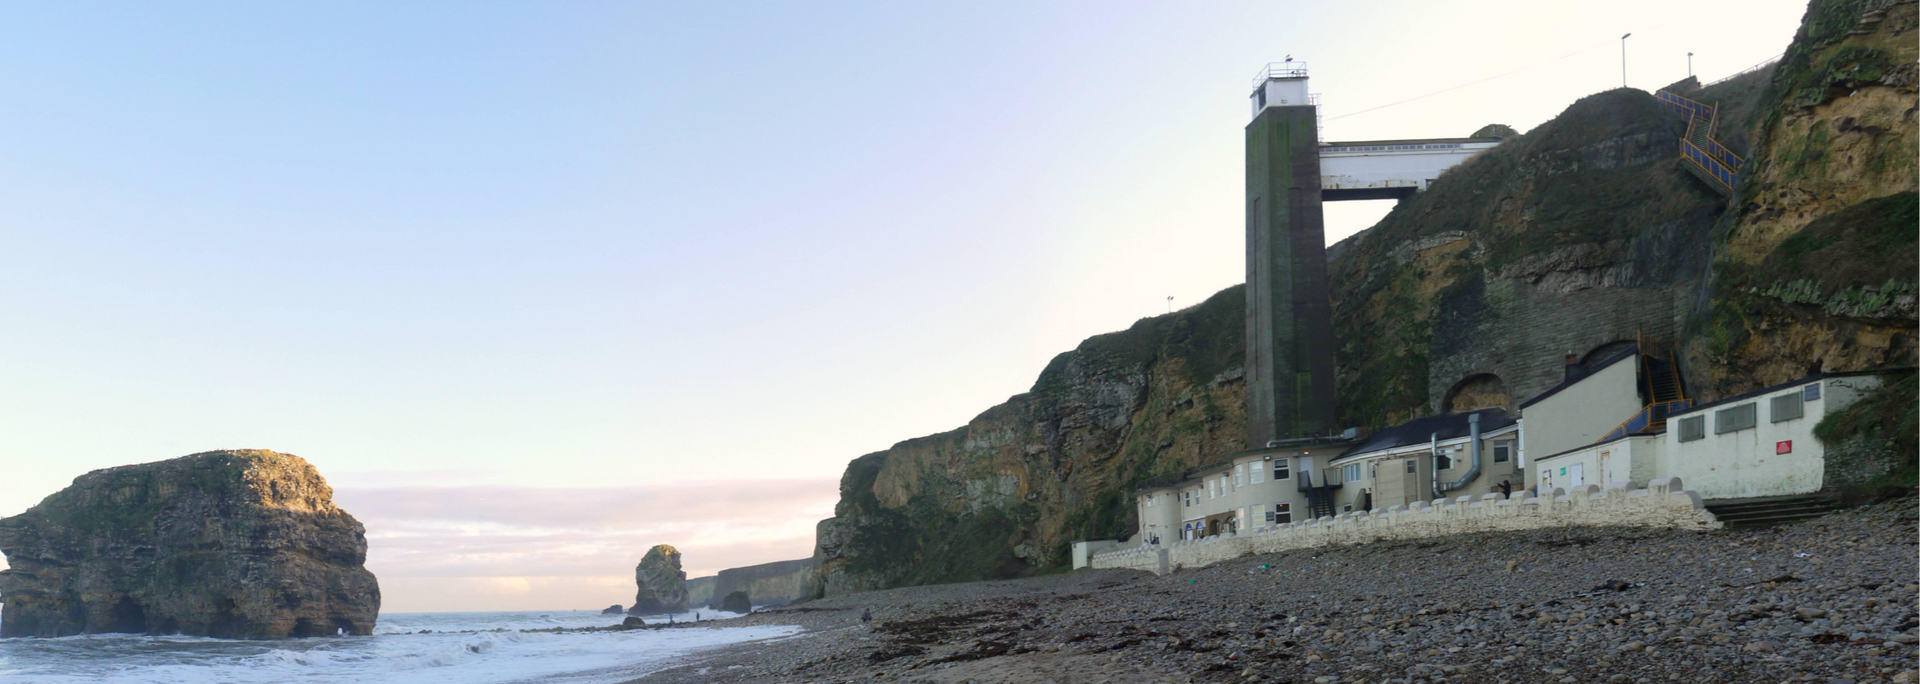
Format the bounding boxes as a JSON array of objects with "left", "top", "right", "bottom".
[
  {"left": 1684, "top": 0, "right": 1918, "bottom": 396},
  {"left": 707, "top": 557, "right": 819, "bottom": 608},
  {"left": 805, "top": 0, "right": 1912, "bottom": 596},
  {"left": 1327, "top": 83, "right": 1771, "bottom": 426},
  {"left": 0, "top": 450, "right": 379, "bottom": 639},
  {"left": 814, "top": 287, "right": 1247, "bottom": 595},
  {"left": 628, "top": 544, "right": 688, "bottom": 615}
]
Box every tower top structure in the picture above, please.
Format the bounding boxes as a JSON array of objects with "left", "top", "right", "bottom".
[{"left": 1250, "top": 61, "right": 1315, "bottom": 119}]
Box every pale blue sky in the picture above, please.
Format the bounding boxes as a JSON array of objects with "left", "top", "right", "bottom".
[{"left": 0, "top": 0, "right": 1807, "bottom": 610}]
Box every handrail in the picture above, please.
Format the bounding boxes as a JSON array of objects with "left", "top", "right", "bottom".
[
  {"left": 1702, "top": 53, "right": 1784, "bottom": 89},
  {"left": 1251, "top": 61, "right": 1309, "bottom": 88},
  {"left": 1600, "top": 399, "right": 1695, "bottom": 442},
  {"left": 1680, "top": 140, "right": 1739, "bottom": 191}
]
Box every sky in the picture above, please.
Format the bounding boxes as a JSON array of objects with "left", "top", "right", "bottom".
[{"left": 0, "top": 0, "right": 1809, "bottom": 612}]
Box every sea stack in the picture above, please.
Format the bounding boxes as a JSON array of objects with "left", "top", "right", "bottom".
[
  {"left": 628, "top": 544, "right": 689, "bottom": 615},
  {"left": 0, "top": 450, "right": 380, "bottom": 638}
]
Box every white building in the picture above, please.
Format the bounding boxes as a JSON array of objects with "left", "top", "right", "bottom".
[{"left": 1531, "top": 371, "right": 1887, "bottom": 499}]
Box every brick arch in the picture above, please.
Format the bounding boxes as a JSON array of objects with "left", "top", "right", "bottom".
[
  {"left": 1581, "top": 340, "right": 1636, "bottom": 366},
  {"left": 1441, "top": 373, "right": 1510, "bottom": 414}
]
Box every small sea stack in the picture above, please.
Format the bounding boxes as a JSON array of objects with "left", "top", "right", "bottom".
[{"left": 0, "top": 450, "right": 381, "bottom": 639}]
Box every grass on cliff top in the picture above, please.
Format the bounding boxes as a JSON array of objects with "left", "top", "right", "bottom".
[{"left": 1030, "top": 284, "right": 1244, "bottom": 399}]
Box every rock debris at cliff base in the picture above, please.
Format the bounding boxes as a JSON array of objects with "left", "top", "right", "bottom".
[{"left": 626, "top": 498, "right": 1917, "bottom": 684}]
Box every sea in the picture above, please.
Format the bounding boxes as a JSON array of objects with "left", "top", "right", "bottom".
[{"left": 0, "top": 608, "right": 798, "bottom": 684}]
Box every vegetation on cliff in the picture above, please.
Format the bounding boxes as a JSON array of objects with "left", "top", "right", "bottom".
[
  {"left": 1686, "top": 0, "right": 1918, "bottom": 397},
  {"left": 0, "top": 450, "right": 380, "bottom": 639}
]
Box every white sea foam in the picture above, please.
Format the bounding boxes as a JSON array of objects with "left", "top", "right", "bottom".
[{"left": 0, "top": 609, "right": 793, "bottom": 684}]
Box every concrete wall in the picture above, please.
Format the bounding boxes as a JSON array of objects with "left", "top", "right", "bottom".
[
  {"left": 1070, "top": 540, "right": 1121, "bottom": 569},
  {"left": 1096, "top": 478, "right": 1716, "bottom": 574},
  {"left": 1246, "top": 100, "right": 1337, "bottom": 444},
  {"left": 1521, "top": 356, "right": 1642, "bottom": 473},
  {"left": 1662, "top": 376, "right": 1882, "bottom": 500}
]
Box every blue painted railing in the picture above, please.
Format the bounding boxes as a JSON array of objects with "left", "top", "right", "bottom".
[{"left": 1600, "top": 399, "right": 1695, "bottom": 442}]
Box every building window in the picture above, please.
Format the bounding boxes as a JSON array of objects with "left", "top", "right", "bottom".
[
  {"left": 1493, "top": 442, "right": 1511, "bottom": 463},
  {"left": 1771, "top": 393, "right": 1804, "bottom": 423},
  {"left": 1436, "top": 452, "right": 1453, "bottom": 470},
  {"left": 1208, "top": 480, "right": 1217, "bottom": 499},
  {"left": 1369, "top": 462, "right": 1377, "bottom": 479},
  {"left": 1804, "top": 383, "right": 1821, "bottom": 401},
  {"left": 1234, "top": 464, "right": 1246, "bottom": 487},
  {"left": 1342, "top": 503, "right": 1352, "bottom": 513},
  {"left": 1677, "top": 415, "right": 1706, "bottom": 442},
  {"left": 1343, "top": 463, "right": 1361, "bottom": 482},
  {"left": 1273, "top": 502, "right": 1292, "bottom": 524},
  {"left": 1253, "top": 503, "right": 1268, "bottom": 525},
  {"left": 1715, "top": 403, "right": 1757, "bottom": 434},
  {"left": 1273, "top": 458, "right": 1291, "bottom": 481},
  {"left": 1405, "top": 459, "right": 1417, "bottom": 474},
  {"left": 1250, "top": 461, "right": 1265, "bottom": 484}
]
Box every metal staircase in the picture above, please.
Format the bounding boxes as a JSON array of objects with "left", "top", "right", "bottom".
[
  {"left": 1654, "top": 90, "right": 1744, "bottom": 195},
  {"left": 1298, "top": 468, "right": 1341, "bottom": 520},
  {"left": 1600, "top": 335, "right": 1693, "bottom": 441}
]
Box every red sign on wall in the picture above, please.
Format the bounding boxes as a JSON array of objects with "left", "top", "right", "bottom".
[{"left": 1776, "top": 440, "right": 1792, "bottom": 454}]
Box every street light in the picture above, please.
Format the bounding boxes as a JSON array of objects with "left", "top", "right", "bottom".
[
  {"left": 1621, "top": 33, "right": 1632, "bottom": 88},
  {"left": 1687, "top": 52, "right": 1694, "bottom": 78},
  {"left": 1167, "top": 296, "right": 1174, "bottom": 314}
]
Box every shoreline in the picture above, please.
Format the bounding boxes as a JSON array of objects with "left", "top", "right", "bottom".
[{"left": 617, "top": 498, "right": 1918, "bottom": 684}]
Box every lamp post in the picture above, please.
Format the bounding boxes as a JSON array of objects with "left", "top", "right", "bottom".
[
  {"left": 1621, "top": 33, "right": 1632, "bottom": 88},
  {"left": 1167, "top": 296, "right": 1174, "bottom": 314},
  {"left": 1687, "top": 52, "right": 1694, "bottom": 78}
]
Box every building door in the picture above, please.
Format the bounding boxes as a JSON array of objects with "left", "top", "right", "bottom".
[
  {"left": 1569, "top": 463, "right": 1585, "bottom": 488},
  {"left": 1403, "top": 459, "right": 1419, "bottom": 504},
  {"left": 1598, "top": 450, "right": 1612, "bottom": 484}
]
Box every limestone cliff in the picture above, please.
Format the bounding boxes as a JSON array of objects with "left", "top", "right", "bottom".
[
  {"left": 1684, "top": 0, "right": 1918, "bottom": 396},
  {"left": 628, "top": 544, "right": 688, "bottom": 615},
  {"left": 0, "top": 450, "right": 379, "bottom": 639},
  {"left": 686, "top": 575, "right": 716, "bottom": 606},
  {"left": 806, "top": 0, "right": 1911, "bottom": 596},
  {"left": 707, "top": 557, "right": 819, "bottom": 609},
  {"left": 814, "top": 287, "right": 1247, "bottom": 595}
]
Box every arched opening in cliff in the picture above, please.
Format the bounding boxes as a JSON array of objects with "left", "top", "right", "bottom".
[
  {"left": 1441, "top": 374, "right": 1510, "bottom": 414},
  {"left": 101, "top": 596, "right": 147, "bottom": 634},
  {"left": 1581, "top": 340, "right": 1636, "bottom": 366}
]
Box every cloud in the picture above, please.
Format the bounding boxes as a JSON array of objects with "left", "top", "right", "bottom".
[{"left": 331, "top": 478, "right": 839, "bottom": 612}]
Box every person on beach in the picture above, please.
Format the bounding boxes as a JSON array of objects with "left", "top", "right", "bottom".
[
  {"left": 861, "top": 608, "right": 872, "bottom": 624},
  {"left": 1499, "top": 479, "right": 1513, "bottom": 498}
]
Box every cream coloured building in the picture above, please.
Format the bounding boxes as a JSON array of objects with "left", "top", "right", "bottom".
[{"left": 1132, "top": 436, "right": 1359, "bottom": 544}]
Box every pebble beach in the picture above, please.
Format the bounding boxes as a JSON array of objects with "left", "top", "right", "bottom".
[{"left": 624, "top": 498, "right": 1919, "bottom": 684}]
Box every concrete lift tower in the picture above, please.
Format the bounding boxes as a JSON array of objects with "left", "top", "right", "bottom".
[{"left": 1243, "top": 62, "right": 1505, "bottom": 450}]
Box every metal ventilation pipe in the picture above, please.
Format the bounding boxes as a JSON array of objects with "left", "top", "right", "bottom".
[{"left": 1438, "top": 412, "right": 1484, "bottom": 496}]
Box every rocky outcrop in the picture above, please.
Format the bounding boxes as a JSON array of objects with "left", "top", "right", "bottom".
[
  {"left": 601, "top": 604, "right": 624, "bottom": 615},
  {"left": 1684, "top": 0, "right": 1918, "bottom": 397},
  {"left": 628, "top": 545, "right": 688, "bottom": 615},
  {"left": 814, "top": 287, "right": 1248, "bottom": 595},
  {"left": 719, "top": 590, "right": 751, "bottom": 614},
  {"left": 708, "top": 557, "right": 819, "bottom": 609},
  {"left": 0, "top": 450, "right": 380, "bottom": 639}
]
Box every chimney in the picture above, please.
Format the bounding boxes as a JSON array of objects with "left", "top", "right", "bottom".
[{"left": 1564, "top": 351, "right": 1581, "bottom": 382}]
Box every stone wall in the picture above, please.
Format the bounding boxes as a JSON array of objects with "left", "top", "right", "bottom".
[{"left": 1092, "top": 478, "right": 1716, "bottom": 575}]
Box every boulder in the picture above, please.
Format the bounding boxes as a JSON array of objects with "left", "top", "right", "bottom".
[
  {"left": 600, "top": 604, "right": 623, "bottom": 615},
  {"left": 0, "top": 450, "right": 380, "bottom": 638},
  {"left": 627, "top": 544, "right": 688, "bottom": 615},
  {"left": 719, "top": 590, "right": 751, "bottom": 614}
]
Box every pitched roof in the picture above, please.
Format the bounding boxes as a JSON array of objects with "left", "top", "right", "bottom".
[{"left": 1342, "top": 409, "right": 1517, "bottom": 458}]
